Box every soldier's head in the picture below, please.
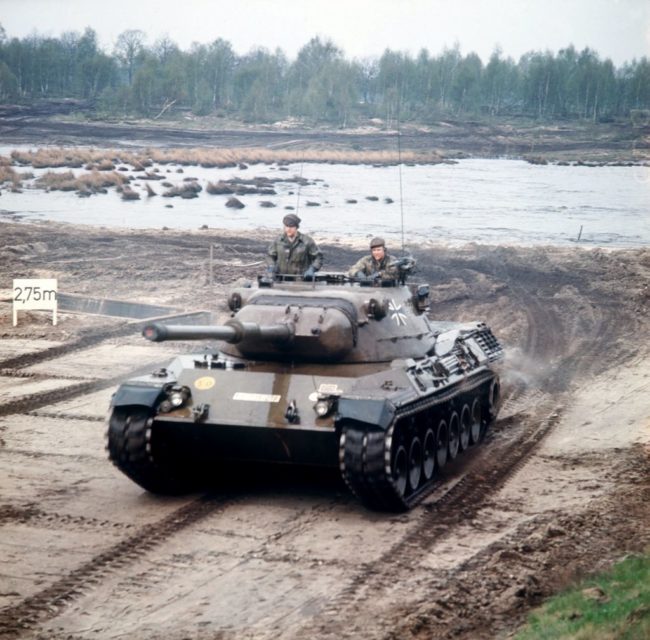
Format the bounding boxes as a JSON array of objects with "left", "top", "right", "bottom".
[
  {"left": 282, "top": 213, "right": 301, "bottom": 240},
  {"left": 370, "top": 237, "right": 386, "bottom": 260}
]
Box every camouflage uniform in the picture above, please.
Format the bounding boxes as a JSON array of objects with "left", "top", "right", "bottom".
[
  {"left": 267, "top": 231, "right": 323, "bottom": 275},
  {"left": 348, "top": 253, "right": 399, "bottom": 280}
]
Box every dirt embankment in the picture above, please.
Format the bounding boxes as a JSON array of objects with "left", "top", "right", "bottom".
[
  {"left": 0, "top": 221, "right": 649, "bottom": 639},
  {"left": 0, "top": 102, "right": 648, "bottom": 163}
]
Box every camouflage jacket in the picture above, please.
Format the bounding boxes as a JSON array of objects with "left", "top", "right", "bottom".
[
  {"left": 347, "top": 253, "right": 399, "bottom": 279},
  {"left": 267, "top": 231, "right": 323, "bottom": 275}
]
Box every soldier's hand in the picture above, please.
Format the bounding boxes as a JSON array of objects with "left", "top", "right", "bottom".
[
  {"left": 303, "top": 266, "right": 316, "bottom": 281},
  {"left": 356, "top": 273, "right": 376, "bottom": 285}
]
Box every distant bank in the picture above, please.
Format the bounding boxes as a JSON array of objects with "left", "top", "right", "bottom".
[{"left": 0, "top": 101, "right": 648, "bottom": 165}]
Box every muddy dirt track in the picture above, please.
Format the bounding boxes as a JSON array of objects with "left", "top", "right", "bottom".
[{"left": 0, "top": 221, "right": 649, "bottom": 639}]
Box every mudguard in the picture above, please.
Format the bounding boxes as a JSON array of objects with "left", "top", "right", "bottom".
[
  {"left": 111, "top": 383, "right": 165, "bottom": 409},
  {"left": 337, "top": 397, "right": 396, "bottom": 431}
]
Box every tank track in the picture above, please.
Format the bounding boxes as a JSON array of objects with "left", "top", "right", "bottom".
[
  {"left": 339, "top": 373, "right": 499, "bottom": 511},
  {"left": 107, "top": 405, "right": 196, "bottom": 494}
]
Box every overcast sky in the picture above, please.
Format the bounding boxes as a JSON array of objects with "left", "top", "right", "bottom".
[{"left": 1, "top": 0, "right": 648, "bottom": 65}]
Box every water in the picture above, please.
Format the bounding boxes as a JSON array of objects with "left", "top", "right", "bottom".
[{"left": 1, "top": 157, "right": 648, "bottom": 248}]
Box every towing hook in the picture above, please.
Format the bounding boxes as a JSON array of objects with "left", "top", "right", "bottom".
[{"left": 285, "top": 400, "right": 300, "bottom": 424}]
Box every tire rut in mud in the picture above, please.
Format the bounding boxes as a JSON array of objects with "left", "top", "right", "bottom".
[
  {"left": 0, "top": 311, "right": 210, "bottom": 418},
  {"left": 387, "top": 445, "right": 650, "bottom": 640},
  {"left": 0, "top": 310, "right": 208, "bottom": 372},
  {"left": 0, "top": 361, "right": 167, "bottom": 418},
  {"left": 292, "top": 406, "right": 563, "bottom": 639},
  {"left": 0, "top": 495, "right": 232, "bottom": 639}
]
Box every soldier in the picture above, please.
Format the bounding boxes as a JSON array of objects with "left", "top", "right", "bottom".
[
  {"left": 348, "top": 237, "right": 399, "bottom": 282},
  {"left": 266, "top": 214, "right": 323, "bottom": 280}
]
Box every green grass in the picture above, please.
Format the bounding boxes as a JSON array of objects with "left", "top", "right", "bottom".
[{"left": 514, "top": 551, "right": 650, "bottom": 640}]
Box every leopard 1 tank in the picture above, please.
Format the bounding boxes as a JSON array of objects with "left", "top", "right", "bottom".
[{"left": 107, "top": 263, "right": 503, "bottom": 511}]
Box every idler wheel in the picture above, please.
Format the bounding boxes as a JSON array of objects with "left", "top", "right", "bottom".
[
  {"left": 435, "top": 419, "right": 449, "bottom": 469},
  {"left": 422, "top": 428, "right": 436, "bottom": 480},
  {"left": 470, "top": 398, "right": 482, "bottom": 444},
  {"left": 448, "top": 411, "right": 460, "bottom": 460},
  {"left": 391, "top": 444, "right": 408, "bottom": 496},
  {"left": 408, "top": 437, "right": 423, "bottom": 491},
  {"left": 459, "top": 404, "right": 471, "bottom": 451}
]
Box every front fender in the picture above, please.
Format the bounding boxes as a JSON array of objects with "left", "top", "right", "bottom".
[
  {"left": 337, "top": 397, "right": 396, "bottom": 431},
  {"left": 110, "top": 383, "right": 165, "bottom": 409}
]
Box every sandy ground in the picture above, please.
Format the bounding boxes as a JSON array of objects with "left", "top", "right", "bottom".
[{"left": 0, "top": 220, "right": 649, "bottom": 639}]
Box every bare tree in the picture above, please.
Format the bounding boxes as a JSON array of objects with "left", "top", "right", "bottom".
[
  {"left": 113, "top": 29, "right": 145, "bottom": 85},
  {"left": 153, "top": 34, "right": 178, "bottom": 64}
]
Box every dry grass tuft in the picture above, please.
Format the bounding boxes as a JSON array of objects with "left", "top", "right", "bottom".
[
  {"left": 121, "top": 186, "right": 140, "bottom": 200},
  {"left": 206, "top": 180, "right": 235, "bottom": 195},
  {"left": 35, "top": 170, "right": 78, "bottom": 191},
  {"left": 7, "top": 146, "right": 444, "bottom": 170},
  {"left": 85, "top": 159, "right": 117, "bottom": 171},
  {"left": 163, "top": 181, "right": 202, "bottom": 199},
  {"left": 0, "top": 165, "right": 23, "bottom": 187},
  {"left": 35, "top": 170, "right": 130, "bottom": 193},
  {"left": 206, "top": 177, "right": 279, "bottom": 196}
]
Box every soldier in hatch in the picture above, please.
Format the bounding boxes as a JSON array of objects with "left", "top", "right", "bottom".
[
  {"left": 266, "top": 214, "right": 323, "bottom": 280},
  {"left": 348, "top": 237, "right": 399, "bottom": 282}
]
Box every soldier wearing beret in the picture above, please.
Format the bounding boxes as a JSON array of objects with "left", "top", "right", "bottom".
[
  {"left": 348, "top": 237, "right": 399, "bottom": 282},
  {"left": 266, "top": 214, "right": 323, "bottom": 280}
]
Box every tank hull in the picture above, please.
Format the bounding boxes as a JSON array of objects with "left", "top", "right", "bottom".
[{"left": 107, "top": 277, "right": 504, "bottom": 510}]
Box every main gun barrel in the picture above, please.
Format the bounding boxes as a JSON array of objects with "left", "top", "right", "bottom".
[{"left": 143, "top": 320, "right": 293, "bottom": 343}]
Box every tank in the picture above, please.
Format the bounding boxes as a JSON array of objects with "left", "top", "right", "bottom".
[{"left": 107, "top": 264, "right": 504, "bottom": 511}]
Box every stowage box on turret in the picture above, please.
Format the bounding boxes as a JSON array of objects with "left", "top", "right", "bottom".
[{"left": 107, "top": 264, "right": 504, "bottom": 511}]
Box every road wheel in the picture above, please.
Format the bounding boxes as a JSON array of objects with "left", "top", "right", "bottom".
[
  {"left": 470, "top": 398, "right": 482, "bottom": 444},
  {"left": 422, "top": 428, "right": 436, "bottom": 480},
  {"left": 407, "top": 437, "right": 422, "bottom": 491},
  {"left": 448, "top": 411, "right": 460, "bottom": 460},
  {"left": 391, "top": 444, "right": 408, "bottom": 497},
  {"left": 435, "top": 418, "right": 448, "bottom": 469},
  {"left": 459, "top": 404, "right": 471, "bottom": 451}
]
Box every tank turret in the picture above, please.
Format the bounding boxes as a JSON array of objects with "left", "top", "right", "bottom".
[{"left": 107, "top": 268, "right": 504, "bottom": 511}]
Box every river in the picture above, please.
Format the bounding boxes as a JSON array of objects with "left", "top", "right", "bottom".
[{"left": 1, "top": 158, "right": 648, "bottom": 248}]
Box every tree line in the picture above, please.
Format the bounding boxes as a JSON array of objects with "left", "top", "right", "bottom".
[{"left": 0, "top": 24, "right": 648, "bottom": 125}]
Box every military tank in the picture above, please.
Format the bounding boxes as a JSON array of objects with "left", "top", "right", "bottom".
[{"left": 107, "top": 263, "right": 503, "bottom": 511}]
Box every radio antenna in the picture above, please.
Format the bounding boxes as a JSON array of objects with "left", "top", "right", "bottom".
[
  {"left": 396, "top": 108, "right": 405, "bottom": 253},
  {"left": 295, "top": 153, "right": 305, "bottom": 215}
]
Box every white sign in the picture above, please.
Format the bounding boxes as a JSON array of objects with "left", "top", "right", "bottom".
[
  {"left": 13, "top": 278, "right": 58, "bottom": 326},
  {"left": 233, "top": 392, "right": 281, "bottom": 403}
]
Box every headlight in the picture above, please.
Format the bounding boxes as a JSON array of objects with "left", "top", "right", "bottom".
[
  {"left": 314, "top": 398, "right": 333, "bottom": 417},
  {"left": 169, "top": 390, "right": 186, "bottom": 407},
  {"left": 159, "top": 385, "right": 191, "bottom": 412}
]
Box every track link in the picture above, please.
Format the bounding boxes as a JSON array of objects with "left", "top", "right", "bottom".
[
  {"left": 107, "top": 406, "right": 198, "bottom": 495},
  {"left": 340, "top": 374, "right": 497, "bottom": 511}
]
